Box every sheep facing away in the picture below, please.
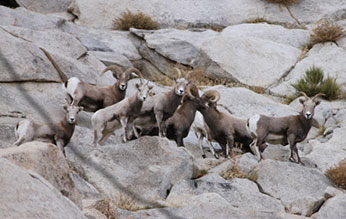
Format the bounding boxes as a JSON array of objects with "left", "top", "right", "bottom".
[
  {"left": 64, "top": 65, "right": 141, "bottom": 112},
  {"left": 246, "top": 92, "right": 324, "bottom": 164},
  {"left": 14, "top": 104, "right": 83, "bottom": 156},
  {"left": 91, "top": 80, "right": 153, "bottom": 146}
]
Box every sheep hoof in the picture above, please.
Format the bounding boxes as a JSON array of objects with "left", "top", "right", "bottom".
[{"left": 202, "top": 154, "right": 206, "bottom": 159}]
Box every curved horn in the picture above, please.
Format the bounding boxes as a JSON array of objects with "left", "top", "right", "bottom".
[
  {"left": 187, "top": 83, "right": 199, "bottom": 98},
  {"left": 202, "top": 90, "right": 220, "bottom": 103},
  {"left": 185, "top": 70, "right": 194, "bottom": 79},
  {"left": 174, "top": 67, "right": 182, "bottom": 78},
  {"left": 125, "top": 67, "right": 142, "bottom": 77},
  {"left": 299, "top": 91, "right": 309, "bottom": 100},
  {"left": 101, "top": 65, "right": 123, "bottom": 78},
  {"left": 312, "top": 93, "right": 325, "bottom": 101}
]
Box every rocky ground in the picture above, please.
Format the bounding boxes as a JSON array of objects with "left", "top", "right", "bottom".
[{"left": 0, "top": 1, "right": 346, "bottom": 218}]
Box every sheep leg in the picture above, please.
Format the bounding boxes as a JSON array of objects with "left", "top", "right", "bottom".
[
  {"left": 155, "top": 111, "right": 165, "bottom": 137},
  {"left": 226, "top": 136, "right": 235, "bottom": 159},
  {"left": 175, "top": 131, "right": 184, "bottom": 147},
  {"left": 120, "top": 117, "right": 129, "bottom": 143},
  {"left": 206, "top": 139, "right": 218, "bottom": 159},
  {"left": 14, "top": 136, "right": 25, "bottom": 146},
  {"left": 249, "top": 139, "right": 262, "bottom": 161},
  {"left": 196, "top": 131, "right": 206, "bottom": 158},
  {"left": 93, "top": 129, "right": 100, "bottom": 147},
  {"left": 98, "top": 130, "right": 113, "bottom": 145},
  {"left": 288, "top": 134, "right": 302, "bottom": 164},
  {"left": 55, "top": 139, "right": 66, "bottom": 157}
]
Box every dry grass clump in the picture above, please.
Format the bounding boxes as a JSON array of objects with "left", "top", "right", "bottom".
[
  {"left": 325, "top": 159, "right": 346, "bottom": 190},
  {"left": 291, "top": 66, "right": 340, "bottom": 100},
  {"left": 94, "top": 198, "right": 119, "bottom": 219},
  {"left": 310, "top": 19, "right": 345, "bottom": 45},
  {"left": 115, "top": 195, "right": 143, "bottom": 211},
  {"left": 266, "top": 0, "right": 300, "bottom": 5},
  {"left": 113, "top": 10, "right": 159, "bottom": 30},
  {"left": 221, "top": 158, "right": 258, "bottom": 182},
  {"left": 246, "top": 17, "right": 271, "bottom": 24}
]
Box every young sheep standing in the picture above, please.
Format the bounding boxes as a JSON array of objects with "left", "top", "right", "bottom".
[
  {"left": 195, "top": 90, "right": 253, "bottom": 159},
  {"left": 14, "top": 104, "right": 83, "bottom": 156},
  {"left": 63, "top": 65, "right": 141, "bottom": 112},
  {"left": 246, "top": 92, "right": 324, "bottom": 164},
  {"left": 132, "top": 68, "right": 192, "bottom": 138},
  {"left": 91, "top": 80, "right": 153, "bottom": 146}
]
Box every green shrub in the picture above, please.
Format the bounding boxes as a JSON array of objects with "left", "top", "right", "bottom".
[
  {"left": 311, "top": 19, "right": 345, "bottom": 45},
  {"left": 291, "top": 66, "right": 340, "bottom": 100},
  {"left": 113, "top": 10, "right": 159, "bottom": 30},
  {"left": 326, "top": 159, "right": 346, "bottom": 190},
  {"left": 266, "top": 0, "right": 300, "bottom": 5}
]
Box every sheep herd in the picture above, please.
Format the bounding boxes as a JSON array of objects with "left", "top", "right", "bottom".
[{"left": 13, "top": 65, "right": 324, "bottom": 165}]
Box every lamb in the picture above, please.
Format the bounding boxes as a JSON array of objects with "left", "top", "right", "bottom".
[
  {"left": 91, "top": 80, "right": 153, "bottom": 146},
  {"left": 246, "top": 92, "right": 324, "bottom": 164},
  {"left": 63, "top": 65, "right": 141, "bottom": 112},
  {"left": 195, "top": 90, "right": 253, "bottom": 158},
  {"left": 14, "top": 104, "right": 83, "bottom": 156},
  {"left": 132, "top": 68, "right": 192, "bottom": 138}
]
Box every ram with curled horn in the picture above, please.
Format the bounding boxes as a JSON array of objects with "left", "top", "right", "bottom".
[
  {"left": 247, "top": 91, "right": 324, "bottom": 165},
  {"left": 63, "top": 65, "right": 143, "bottom": 112},
  {"left": 192, "top": 90, "right": 253, "bottom": 159},
  {"left": 131, "top": 67, "right": 192, "bottom": 138}
]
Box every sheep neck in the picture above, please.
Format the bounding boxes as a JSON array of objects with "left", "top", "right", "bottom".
[
  {"left": 298, "top": 112, "right": 313, "bottom": 134},
  {"left": 166, "top": 89, "right": 183, "bottom": 115},
  {"left": 127, "top": 94, "right": 144, "bottom": 116},
  {"left": 199, "top": 105, "right": 221, "bottom": 128}
]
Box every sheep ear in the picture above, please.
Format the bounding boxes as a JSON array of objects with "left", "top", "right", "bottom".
[
  {"left": 315, "top": 100, "right": 321, "bottom": 106},
  {"left": 78, "top": 106, "right": 84, "bottom": 112},
  {"left": 299, "top": 98, "right": 305, "bottom": 104},
  {"left": 135, "top": 83, "right": 140, "bottom": 89},
  {"left": 173, "top": 77, "right": 177, "bottom": 82},
  {"left": 149, "top": 85, "right": 153, "bottom": 90},
  {"left": 112, "top": 72, "right": 120, "bottom": 79},
  {"left": 63, "top": 105, "right": 68, "bottom": 111}
]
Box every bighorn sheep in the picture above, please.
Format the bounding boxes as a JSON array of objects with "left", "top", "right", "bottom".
[
  {"left": 14, "top": 104, "right": 83, "bottom": 156},
  {"left": 164, "top": 83, "right": 201, "bottom": 146},
  {"left": 91, "top": 80, "right": 153, "bottom": 146},
  {"left": 63, "top": 65, "right": 141, "bottom": 112},
  {"left": 195, "top": 90, "right": 253, "bottom": 159},
  {"left": 132, "top": 68, "right": 192, "bottom": 137},
  {"left": 246, "top": 92, "right": 323, "bottom": 164}
]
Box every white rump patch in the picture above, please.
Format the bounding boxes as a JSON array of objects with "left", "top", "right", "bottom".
[
  {"left": 247, "top": 114, "right": 261, "bottom": 137},
  {"left": 65, "top": 77, "right": 81, "bottom": 97}
]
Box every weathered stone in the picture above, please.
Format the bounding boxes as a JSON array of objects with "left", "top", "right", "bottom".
[
  {"left": 16, "top": 0, "right": 73, "bottom": 13},
  {"left": 312, "top": 194, "right": 346, "bottom": 219},
  {"left": 305, "top": 127, "right": 346, "bottom": 173},
  {"left": 71, "top": 172, "right": 101, "bottom": 199},
  {"left": 255, "top": 159, "right": 333, "bottom": 216},
  {"left": 0, "top": 28, "right": 61, "bottom": 82},
  {"left": 200, "top": 34, "right": 301, "bottom": 87},
  {"left": 167, "top": 177, "right": 285, "bottom": 212},
  {"left": 0, "top": 6, "right": 65, "bottom": 30},
  {"left": 270, "top": 43, "right": 346, "bottom": 97},
  {"left": 68, "top": 136, "right": 195, "bottom": 202},
  {"left": 1, "top": 25, "right": 87, "bottom": 59},
  {"left": 0, "top": 157, "right": 86, "bottom": 219},
  {"left": 0, "top": 142, "right": 82, "bottom": 207}
]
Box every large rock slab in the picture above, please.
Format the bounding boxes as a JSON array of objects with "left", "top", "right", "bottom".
[
  {"left": 1, "top": 25, "right": 87, "bottom": 59},
  {"left": 255, "top": 159, "right": 333, "bottom": 216},
  {"left": 132, "top": 28, "right": 218, "bottom": 65},
  {"left": 312, "top": 194, "right": 346, "bottom": 219},
  {"left": 222, "top": 23, "right": 310, "bottom": 48},
  {"left": 132, "top": 193, "right": 293, "bottom": 219},
  {"left": 0, "top": 6, "right": 65, "bottom": 30},
  {"left": 16, "top": 0, "right": 73, "bottom": 13},
  {"left": 0, "top": 141, "right": 82, "bottom": 207},
  {"left": 0, "top": 28, "right": 61, "bottom": 82},
  {"left": 305, "top": 127, "right": 346, "bottom": 173},
  {"left": 166, "top": 177, "right": 285, "bottom": 212},
  {"left": 205, "top": 86, "right": 297, "bottom": 119},
  {"left": 270, "top": 43, "right": 346, "bottom": 97},
  {"left": 68, "top": 136, "right": 195, "bottom": 203},
  {"left": 200, "top": 34, "right": 301, "bottom": 87},
  {"left": 0, "top": 157, "right": 86, "bottom": 219}
]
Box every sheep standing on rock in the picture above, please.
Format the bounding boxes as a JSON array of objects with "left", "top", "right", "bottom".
[
  {"left": 63, "top": 65, "right": 141, "bottom": 112},
  {"left": 195, "top": 90, "right": 253, "bottom": 159},
  {"left": 91, "top": 80, "right": 153, "bottom": 146},
  {"left": 14, "top": 104, "right": 83, "bottom": 156},
  {"left": 132, "top": 68, "right": 192, "bottom": 138},
  {"left": 247, "top": 92, "right": 324, "bottom": 164}
]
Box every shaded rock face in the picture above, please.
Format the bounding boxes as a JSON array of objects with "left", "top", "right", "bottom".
[
  {"left": 255, "top": 159, "right": 333, "bottom": 216},
  {"left": 15, "top": 0, "right": 73, "bottom": 13},
  {"left": 67, "top": 136, "right": 195, "bottom": 202},
  {"left": 0, "top": 141, "right": 82, "bottom": 208},
  {"left": 312, "top": 194, "right": 346, "bottom": 219},
  {"left": 0, "top": 157, "right": 86, "bottom": 219}
]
